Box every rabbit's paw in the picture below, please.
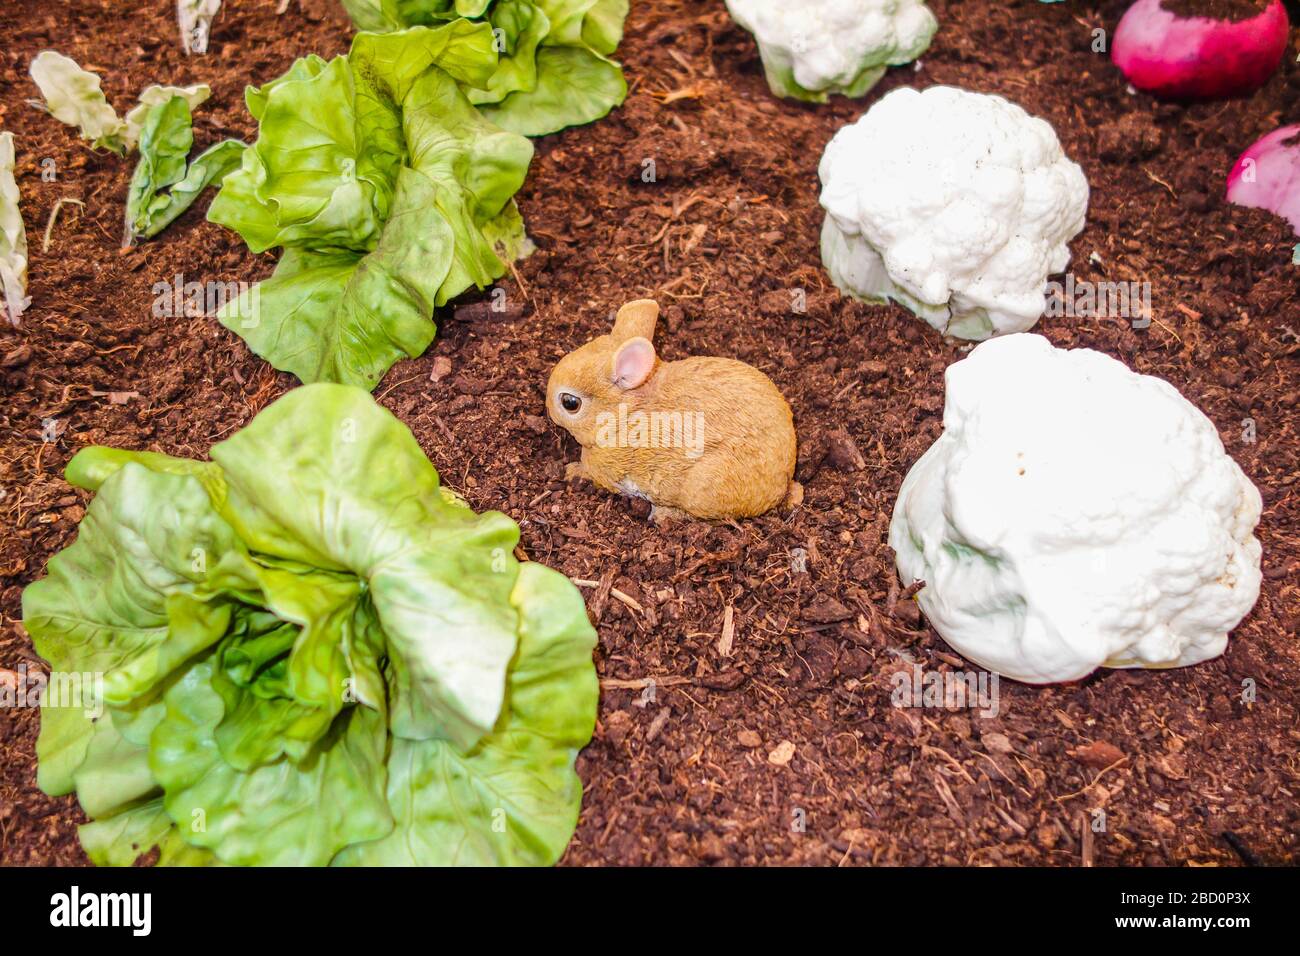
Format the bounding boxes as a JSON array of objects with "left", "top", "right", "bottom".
[
  {"left": 650, "top": 504, "right": 691, "bottom": 526},
  {"left": 784, "top": 480, "right": 805, "bottom": 510}
]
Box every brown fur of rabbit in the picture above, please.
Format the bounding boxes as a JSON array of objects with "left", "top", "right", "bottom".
[{"left": 546, "top": 299, "right": 800, "bottom": 523}]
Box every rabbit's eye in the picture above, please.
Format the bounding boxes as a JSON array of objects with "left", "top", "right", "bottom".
[{"left": 559, "top": 393, "right": 582, "bottom": 413}]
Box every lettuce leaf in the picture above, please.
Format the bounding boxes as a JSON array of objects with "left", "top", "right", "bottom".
[
  {"left": 28, "top": 53, "right": 228, "bottom": 243},
  {"left": 23, "top": 383, "right": 598, "bottom": 866},
  {"left": 125, "top": 95, "right": 245, "bottom": 243},
  {"left": 28, "top": 51, "right": 127, "bottom": 151},
  {"left": 335, "top": 562, "right": 598, "bottom": 865},
  {"left": 339, "top": 0, "right": 629, "bottom": 136},
  {"left": 28, "top": 51, "right": 210, "bottom": 154},
  {"left": 0, "top": 132, "right": 29, "bottom": 326},
  {"left": 479, "top": 43, "right": 627, "bottom": 136},
  {"left": 122, "top": 83, "right": 212, "bottom": 148},
  {"left": 178, "top": 0, "right": 222, "bottom": 54},
  {"left": 207, "top": 23, "right": 533, "bottom": 390}
]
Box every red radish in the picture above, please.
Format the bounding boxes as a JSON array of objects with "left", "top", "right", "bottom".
[
  {"left": 1111, "top": 0, "right": 1290, "bottom": 100},
  {"left": 1226, "top": 124, "right": 1300, "bottom": 234}
]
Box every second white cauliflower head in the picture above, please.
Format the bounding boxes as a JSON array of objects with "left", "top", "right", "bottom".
[
  {"left": 889, "top": 334, "right": 1263, "bottom": 684},
  {"left": 725, "top": 0, "right": 937, "bottom": 102},
  {"left": 819, "top": 86, "right": 1089, "bottom": 340}
]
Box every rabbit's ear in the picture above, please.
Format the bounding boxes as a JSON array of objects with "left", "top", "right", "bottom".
[
  {"left": 612, "top": 299, "right": 659, "bottom": 343},
  {"left": 610, "top": 336, "right": 657, "bottom": 390}
]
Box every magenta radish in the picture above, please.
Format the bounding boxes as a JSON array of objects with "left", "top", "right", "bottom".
[
  {"left": 1226, "top": 124, "right": 1300, "bottom": 234},
  {"left": 1111, "top": 0, "right": 1290, "bottom": 100}
]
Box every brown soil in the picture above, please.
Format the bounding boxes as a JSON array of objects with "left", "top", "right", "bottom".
[
  {"left": 1162, "top": 0, "right": 1276, "bottom": 23},
  {"left": 2, "top": 0, "right": 1299, "bottom": 867}
]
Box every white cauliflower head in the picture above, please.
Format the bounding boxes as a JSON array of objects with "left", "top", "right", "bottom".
[
  {"left": 889, "top": 334, "right": 1263, "bottom": 684},
  {"left": 819, "top": 86, "right": 1089, "bottom": 340},
  {"left": 725, "top": 0, "right": 937, "bottom": 102}
]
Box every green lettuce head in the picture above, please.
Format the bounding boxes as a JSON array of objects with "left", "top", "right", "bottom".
[
  {"left": 207, "top": 21, "right": 534, "bottom": 390},
  {"left": 23, "top": 384, "right": 598, "bottom": 866},
  {"left": 339, "top": 0, "right": 629, "bottom": 136}
]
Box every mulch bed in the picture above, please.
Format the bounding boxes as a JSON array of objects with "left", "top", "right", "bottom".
[{"left": 1, "top": 0, "right": 1297, "bottom": 866}]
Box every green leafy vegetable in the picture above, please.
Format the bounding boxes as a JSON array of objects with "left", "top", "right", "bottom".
[
  {"left": 121, "top": 83, "right": 212, "bottom": 147},
  {"left": 28, "top": 51, "right": 210, "bottom": 154},
  {"left": 27, "top": 53, "right": 230, "bottom": 243},
  {"left": 24, "top": 383, "right": 599, "bottom": 866},
  {"left": 206, "top": 22, "right": 534, "bottom": 390},
  {"left": 339, "top": 0, "right": 629, "bottom": 136},
  {"left": 28, "top": 51, "right": 126, "bottom": 151},
  {"left": 125, "top": 95, "right": 244, "bottom": 243}
]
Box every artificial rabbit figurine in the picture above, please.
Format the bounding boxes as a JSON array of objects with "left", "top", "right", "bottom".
[{"left": 546, "top": 299, "right": 801, "bottom": 523}]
